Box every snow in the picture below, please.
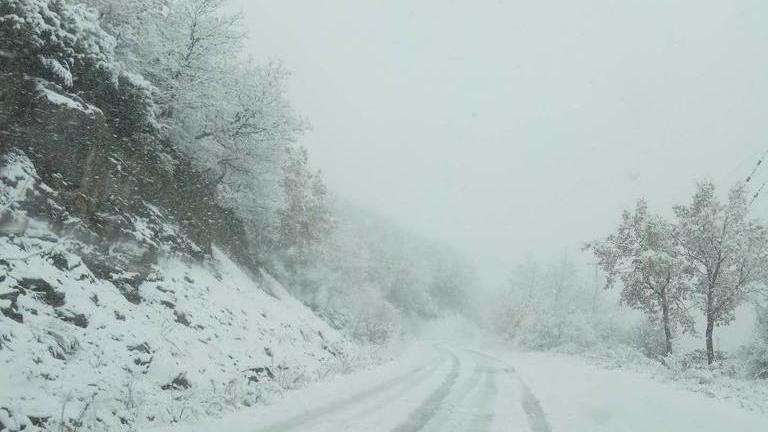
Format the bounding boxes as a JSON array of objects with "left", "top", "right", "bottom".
[
  {"left": 36, "top": 56, "right": 73, "bottom": 88},
  {"left": 34, "top": 81, "right": 102, "bottom": 116},
  {"left": 0, "top": 151, "right": 36, "bottom": 214},
  {"left": 149, "top": 342, "right": 440, "bottom": 432},
  {"left": 500, "top": 349, "right": 768, "bottom": 432},
  {"left": 0, "top": 154, "right": 363, "bottom": 431},
  {"left": 147, "top": 340, "right": 768, "bottom": 432},
  {"left": 0, "top": 231, "right": 356, "bottom": 430},
  {"left": 3, "top": 146, "right": 768, "bottom": 432}
]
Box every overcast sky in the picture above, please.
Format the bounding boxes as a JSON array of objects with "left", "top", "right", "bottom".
[{"left": 238, "top": 0, "right": 768, "bottom": 285}]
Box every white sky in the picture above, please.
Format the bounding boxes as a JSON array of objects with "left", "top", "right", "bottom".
[{"left": 238, "top": 0, "right": 768, "bottom": 285}]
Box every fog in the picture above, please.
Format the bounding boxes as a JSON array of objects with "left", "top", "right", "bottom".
[
  {"left": 240, "top": 0, "right": 768, "bottom": 284},
  {"left": 5, "top": 1, "right": 768, "bottom": 429}
]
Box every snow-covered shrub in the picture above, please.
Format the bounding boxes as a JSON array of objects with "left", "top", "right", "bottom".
[
  {"left": 515, "top": 307, "right": 624, "bottom": 353},
  {"left": 630, "top": 319, "right": 669, "bottom": 361},
  {"left": 664, "top": 349, "right": 736, "bottom": 385},
  {"left": 348, "top": 296, "right": 401, "bottom": 345},
  {"left": 514, "top": 310, "right": 566, "bottom": 350},
  {"left": 741, "top": 344, "right": 768, "bottom": 379},
  {"left": 314, "top": 286, "right": 402, "bottom": 345},
  {"left": 740, "top": 303, "right": 768, "bottom": 379}
]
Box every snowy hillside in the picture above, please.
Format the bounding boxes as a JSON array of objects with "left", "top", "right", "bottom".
[{"left": 0, "top": 152, "right": 353, "bottom": 431}]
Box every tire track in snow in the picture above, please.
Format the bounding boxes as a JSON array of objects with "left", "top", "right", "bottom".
[
  {"left": 390, "top": 350, "right": 461, "bottom": 432},
  {"left": 462, "top": 348, "right": 552, "bottom": 432},
  {"left": 328, "top": 356, "right": 455, "bottom": 430},
  {"left": 425, "top": 352, "right": 501, "bottom": 432},
  {"left": 251, "top": 350, "right": 450, "bottom": 432},
  {"left": 420, "top": 364, "right": 484, "bottom": 432},
  {"left": 520, "top": 381, "right": 550, "bottom": 432},
  {"left": 467, "top": 370, "right": 499, "bottom": 431}
]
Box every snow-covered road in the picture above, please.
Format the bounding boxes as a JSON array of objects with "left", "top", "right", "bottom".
[
  {"left": 152, "top": 342, "right": 768, "bottom": 432},
  {"left": 153, "top": 343, "right": 546, "bottom": 432}
]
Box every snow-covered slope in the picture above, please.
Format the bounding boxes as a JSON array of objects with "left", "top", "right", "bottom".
[{"left": 0, "top": 152, "right": 351, "bottom": 432}]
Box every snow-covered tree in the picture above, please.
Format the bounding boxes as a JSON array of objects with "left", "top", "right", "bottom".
[
  {"left": 204, "top": 61, "right": 306, "bottom": 254},
  {"left": 81, "top": 0, "right": 242, "bottom": 113},
  {"left": 197, "top": 61, "right": 305, "bottom": 187},
  {"left": 1, "top": 0, "right": 113, "bottom": 87},
  {"left": 0, "top": 0, "right": 157, "bottom": 134},
  {"left": 672, "top": 182, "right": 768, "bottom": 364},
  {"left": 494, "top": 258, "right": 541, "bottom": 340},
  {"left": 428, "top": 249, "right": 476, "bottom": 313},
  {"left": 588, "top": 199, "right": 691, "bottom": 356},
  {"left": 495, "top": 254, "right": 618, "bottom": 350},
  {"left": 274, "top": 145, "right": 335, "bottom": 276},
  {"left": 81, "top": 0, "right": 306, "bottom": 255}
]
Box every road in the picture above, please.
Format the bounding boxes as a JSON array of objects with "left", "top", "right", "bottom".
[
  {"left": 154, "top": 342, "right": 768, "bottom": 432},
  {"left": 250, "top": 345, "right": 550, "bottom": 432}
]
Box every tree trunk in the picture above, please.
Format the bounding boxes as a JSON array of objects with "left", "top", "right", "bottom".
[
  {"left": 705, "top": 283, "right": 716, "bottom": 365},
  {"left": 705, "top": 316, "right": 715, "bottom": 365},
  {"left": 660, "top": 293, "right": 673, "bottom": 356}
]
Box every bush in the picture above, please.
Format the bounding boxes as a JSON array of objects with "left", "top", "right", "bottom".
[
  {"left": 630, "top": 320, "right": 669, "bottom": 361},
  {"left": 665, "top": 349, "right": 735, "bottom": 382},
  {"left": 510, "top": 306, "right": 622, "bottom": 353},
  {"left": 741, "top": 344, "right": 768, "bottom": 379},
  {"left": 740, "top": 303, "right": 768, "bottom": 379},
  {"left": 349, "top": 299, "right": 400, "bottom": 345}
]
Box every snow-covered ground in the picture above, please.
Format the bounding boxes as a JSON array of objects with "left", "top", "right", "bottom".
[
  {"left": 147, "top": 341, "right": 768, "bottom": 432},
  {"left": 149, "top": 342, "right": 444, "bottom": 432},
  {"left": 501, "top": 349, "right": 768, "bottom": 432},
  {"left": 0, "top": 152, "right": 364, "bottom": 431},
  {"left": 149, "top": 342, "right": 533, "bottom": 432},
  {"left": 0, "top": 234, "right": 355, "bottom": 430}
]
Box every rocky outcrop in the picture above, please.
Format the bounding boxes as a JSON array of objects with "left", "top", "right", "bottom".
[
  {"left": 1, "top": 72, "right": 252, "bottom": 265},
  {"left": 1, "top": 73, "right": 118, "bottom": 220}
]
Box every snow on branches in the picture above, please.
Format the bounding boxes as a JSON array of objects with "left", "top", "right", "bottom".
[
  {"left": 0, "top": 0, "right": 116, "bottom": 86},
  {"left": 672, "top": 182, "right": 768, "bottom": 364},
  {"left": 589, "top": 183, "right": 768, "bottom": 363},
  {"left": 588, "top": 199, "right": 691, "bottom": 356}
]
